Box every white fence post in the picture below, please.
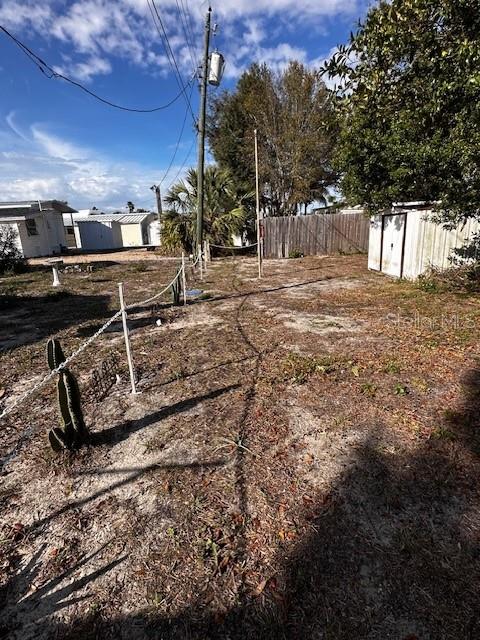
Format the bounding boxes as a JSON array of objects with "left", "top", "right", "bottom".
[
  {"left": 203, "top": 240, "right": 208, "bottom": 272},
  {"left": 118, "top": 282, "right": 138, "bottom": 395},
  {"left": 199, "top": 246, "right": 203, "bottom": 281},
  {"left": 181, "top": 253, "right": 187, "bottom": 306},
  {"left": 52, "top": 265, "right": 61, "bottom": 287}
]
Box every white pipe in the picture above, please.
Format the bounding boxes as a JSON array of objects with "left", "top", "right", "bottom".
[
  {"left": 118, "top": 282, "right": 138, "bottom": 394},
  {"left": 181, "top": 253, "right": 187, "bottom": 306}
]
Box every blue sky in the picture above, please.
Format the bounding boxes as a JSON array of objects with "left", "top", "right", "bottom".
[{"left": 0, "top": 0, "right": 371, "bottom": 211}]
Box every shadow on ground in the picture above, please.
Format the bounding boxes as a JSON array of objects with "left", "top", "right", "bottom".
[
  {"left": 35, "top": 359, "right": 480, "bottom": 640},
  {"left": 0, "top": 292, "right": 112, "bottom": 351},
  {"left": 35, "top": 424, "right": 479, "bottom": 640}
]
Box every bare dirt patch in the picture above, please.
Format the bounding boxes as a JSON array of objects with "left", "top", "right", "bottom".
[{"left": 1, "top": 254, "right": 480, "bottom": 639}]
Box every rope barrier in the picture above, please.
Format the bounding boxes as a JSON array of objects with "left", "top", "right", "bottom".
[
  {"left": 209, "top": 243, "right": 258, "bottom": 249},
  {"left": 0, "top": 262, "right": 188, "bottom": 421},
  {"left": 0, "top": 309, "right": 122, "bottom": 421},
  {"left": 126, "top": 263, "right": 184, "bottom": 309}
]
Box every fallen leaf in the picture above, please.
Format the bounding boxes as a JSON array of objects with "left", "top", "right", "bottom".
[
  {"left": 304, "top": 453, "right": 314, "bottom": 465},
  {"left": 253, "top": 577, "right": 268, "bottom": 596}
]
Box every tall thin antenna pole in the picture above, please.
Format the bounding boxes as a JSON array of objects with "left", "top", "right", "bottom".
[
  {"left": 196, "top": 6, "right": 212, "bottom": 254},
  {"left": 254, "top": 129, "right": 263, "bottom": 278}
]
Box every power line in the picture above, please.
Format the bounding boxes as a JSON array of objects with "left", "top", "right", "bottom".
[
  {"left": 175, "top": 0, "right": 198, "bottom": 74},
  {"left": 181, "top": 0, "right": 201, "bottom": 64},
  {"left": 165, "top": 136, "right": 197, "bottom": 192},
  {"left": 160, "top": 81, "right": 195, "bottom": 185},
  {"left": 0, "top": 24, "right": 194, "bottom": 113},
  {"left": 147, "top": 0, "right": 196, "bottom": 123}
]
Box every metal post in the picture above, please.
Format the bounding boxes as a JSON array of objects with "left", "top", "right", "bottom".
[
  {"left": 198, "top": 246, "right": 203, "bottom": 281},
  {"left": 181, "top": 252, "right": 187, "bottom": 306},
  {"left": 203, "top": 240, "right": 208, "bottom": 272},
  {"left": 118, "top": 282, "right": 137, "bottom": 394},
  {"left": 254, "top": 129, "right": 263, "bottom": 278},
  {"left": 150, "top": 184, "right": 162, "bottom": 246},
  {"left": 196, "top": 7, "right": 212, "bottom": 255},
  {"left": 52, "top": 265, "right": 61, "bottom": 287}
]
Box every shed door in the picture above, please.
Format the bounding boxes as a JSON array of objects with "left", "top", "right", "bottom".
[{"left": 381, "top": 214, "right": 406, "bottom": 277}]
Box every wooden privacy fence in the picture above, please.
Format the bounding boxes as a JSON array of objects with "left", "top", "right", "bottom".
[{"left": 263, "top": 212, "right": 370, "bottom": 259}]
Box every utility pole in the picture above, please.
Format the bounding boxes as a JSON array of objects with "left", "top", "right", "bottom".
[
  {"left": 195, "top": 6, "right": 212, "bottom": 255},
  {"left": 254, "top": 129, "right": 263, "bottom": 278},
  {"left": 150, "top": 184, "right": 162, "bottom": 245}
]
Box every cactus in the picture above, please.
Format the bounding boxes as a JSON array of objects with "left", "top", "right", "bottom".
[
  {"left": 46, "top": 338, "right": 89, "bottom": 452},
  {"left": 171, "top": 272, "right": 181, "bottom": 306}
]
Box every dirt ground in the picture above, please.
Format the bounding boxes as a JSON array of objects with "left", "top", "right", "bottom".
[
  {"left": 28, "top": 248, "right": 179, "bottom": 266},
  {"left": 1, "top": 254, "right": 480, "bottom": 640}
]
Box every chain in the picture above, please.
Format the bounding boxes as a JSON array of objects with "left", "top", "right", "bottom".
[
  {"left": 0, "top": 310, "right": 122, "bottom": 421},
  {"left": 0, "top": 261, "right": 193, "bottom": 421},
  {"left": 209, "top": 243, "right": 258, "bottom": 249},
  {"left": 126, "top": 263, "right": 184, "bottom": 309}
]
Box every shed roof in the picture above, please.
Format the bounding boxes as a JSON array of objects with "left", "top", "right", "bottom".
[
  {"left": 0, "top": 200, "right": 77, "bottom": 214},
  {"left": 74, "top": 213, "right": 153, "bottom": 224}
]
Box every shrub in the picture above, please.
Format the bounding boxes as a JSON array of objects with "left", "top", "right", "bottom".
[
  {"left": 0, "top": 226, "right": 25, "bottom": 274},
  {"left": 288, "top": 249, "right": 304, "bottom": 259},
  {"left": 417, "top": 264, "right": 480, "bottom": 294}
]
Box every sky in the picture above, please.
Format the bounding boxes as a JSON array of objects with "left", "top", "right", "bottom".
[{"left": 0, "top": 0, "right": 372, "bottom": 212}]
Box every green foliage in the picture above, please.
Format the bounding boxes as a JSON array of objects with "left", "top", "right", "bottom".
[
  {"left": 418, "top": 263, "right": 480, "bottom": 293},
  {"left": 47, "top": 338, "right": 66, "bottom": 370},
  {"left": 361, "top": 382, "right": 377, "bottom": 396},
  {"left": 431, "top": 425, "right": 456, "bottom": 441},
  {"left": 207, "top": 61, "right": 337, "bottom": 216},
  {"left": 325, "top": 0, "right": 480, "bottom": 224},
  {"left": 394, "top": 383, "right": 409, "bottom": 396},
  {"left": 288, "top": 249, "right": 304, "bottom": 259},
  {"left": 283, "top": 353, "right": 336, "bottom": 384},
  {"left": 171, "top": 273, "right": 181, "bottom": 306},
  {"left": 46, "top": 338, "right": 89, "bottom": 452},
  {"left": 162, "top": 166, "right": 253, "bottom": 252},
  {"left": 384, "top": 359, "right": 401, "bottom": 374},
  {"left": 0, "top": 226, "right": 25, "bottom": 274}
]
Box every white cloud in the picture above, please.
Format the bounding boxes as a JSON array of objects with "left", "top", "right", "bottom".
[
  {"left": 54, "top": 56, "right": 112, "bottom": 82},
  {"left": 0, "top": 0, "right": 364, "bottom": 81},
  {"left": 5, "top": 110, "right": 30, "bottom": 142},
  {"left": 0, "top": 115, "right": 196, "bottom": 210}
]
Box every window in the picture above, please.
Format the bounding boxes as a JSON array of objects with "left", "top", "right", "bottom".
[{"left": 25, "top": 218, "right": 39, "bottom": 236}]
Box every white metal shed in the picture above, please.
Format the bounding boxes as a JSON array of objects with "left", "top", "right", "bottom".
[
  {"left": 73, "top": 212, "right": 156, "bottom": 251},
  {"left": 368, "top": 203, "right": 480, "bottom": 279},
  {"left": 74, "top": 216, "right": 123, "bottom": 251}
]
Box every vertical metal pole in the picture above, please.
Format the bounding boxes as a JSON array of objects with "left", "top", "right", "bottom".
[
  {"left": 155, "top": 185, "right": 162, "bottom": 246},
  {"left": 52, "top": 265, "right": 61, "bottom": 287},
  {"left": 198, "top": 246, "right": 203, "bottom": 281},
  {"left": 196, "top": 7, "right": 212, "bottom": 255},
  {"left": 118, "top": 282, "right": 137, "bottom": 394},
  {"left": 181, "top": 252, "right": 187, "bottom": 306},
  {"left": 254, "top": 129, "right": 263, "bottom": 278}
]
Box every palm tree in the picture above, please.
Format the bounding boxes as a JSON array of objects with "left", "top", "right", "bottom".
[{"left": 162, "top": 166, "right": 254, "bottom": 252}]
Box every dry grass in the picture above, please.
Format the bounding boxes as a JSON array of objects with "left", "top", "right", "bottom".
[{"left": 1, "top": 253, "right": 480, "bottom": 640}]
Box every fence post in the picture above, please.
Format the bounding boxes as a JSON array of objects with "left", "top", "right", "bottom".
[
  {"left": 198, "top": 246, "right": 203, "bottom": 281},
  {"left": 181, "top": 252, "right": 187, "bottom": 306},
  {"left": 118, "top": 282, "right": 138, "bottom": 395},
  {"left": 203, "top": 240, "right": 208, "bottom": 272}
]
